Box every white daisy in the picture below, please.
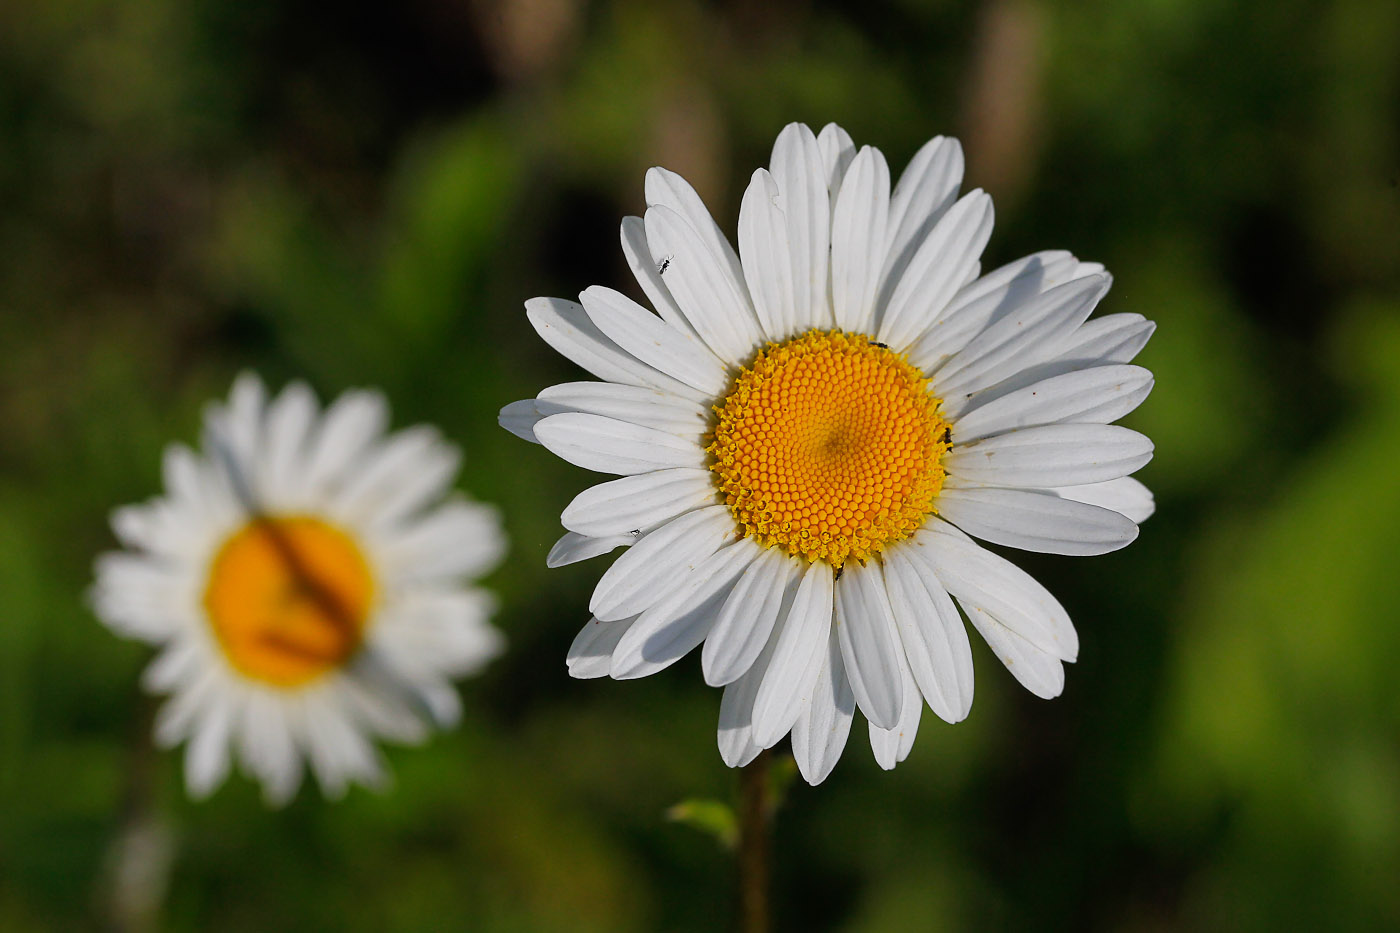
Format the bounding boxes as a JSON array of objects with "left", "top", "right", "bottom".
[
  {"left": 502, "top": 123, "right": 1155, "bottom": 784},
  {"left": 93, "top": 374, "right": 506, "bottom": 804}
]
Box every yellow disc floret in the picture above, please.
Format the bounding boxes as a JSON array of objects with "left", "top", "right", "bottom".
[
  {"left": 204, "top": 516, "right": 375, "bottom": 687},
  {"left": 707, "top": 330, "right": 950, "bottom": 569}
]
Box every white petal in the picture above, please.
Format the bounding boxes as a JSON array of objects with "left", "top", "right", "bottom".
[
  {"left": 588, "top": 505, "right": 733, "bottom": 620},
  {"left": 91, "top": 553, "right": 192, "bottom": 643},
  {"left": 833, "top": 560, "right": 905, "bottom": 730},
  {"left": 702, "top": 546, "right": 799, "bottom": 686},
  {"left": 936, "top": 485, "right": 1139, "bottom": 555},
  {"left": 880, "top": 545, "right": 975, "bottom": 723},
  {"left": 547, "top": 531, "right": 633, "bottom": 567},
  {"left": 184, "top": 702, "right": 234, "bottom": 799},
  {"left": 961, "top": 598, "right": 1066, "bottom": 699},
  {"left": 378, "top": 499, "right": 506, "bottom": 580},
  {"left": 261, "top": 381, "right": 318, "bottom": 506},
  {"left": 304, "top": 388, "right": 390, "bottom": 491},
  {"left": 768, "top": 123, "right": 832, "bottom": 331},
  {"left": 791, "top": 627, "right": 855, "bottom": 785},
  {"left": 526, "top": 296, "right": 706, "bottom": 401},
  {"left": 579, "top": 285, "right": 728, "bottom": 396},
  {"left": 830, "top": 146, "right": 891, "bottom": 334},
  {"left": 644, "top": 166, "right": 752, "bottom": 310},
  {"left": 952, "top": 365, "right": 1154, "bottom": 443},
  {"left": 620, "top": 215, "right": 703, "bottom": 342},
  {"left": 909, "top": 250, "right": 1088, "bottom": 375},
  {"left": 332, "top": 426, "right": 459, "bottom": 527},
  {"left": 644, "top": 205, "right": 763, "bottom": 364},
  {"left": 738, "top": 168, "right": 797, "bottom": 340},
  {"left": 815, "top": 123, "right": 857, "bottom": 196},
  {"left": 935, "top": 274, "right": 1111, "bottom": 406},
  {"left": 535, "top": 382, "right": 708, "bottom": 438},
  {"left": 869, "top": 647, "right": 922, "bottom": 770},
  {"left": 716, "top": 619, "right": 782, "bottom": 768},
  {"left": 1058, "top": 313, "right": 1156, "bottom": 364},
  {"left": 534, "top": 412, "right": 705, "bottom": 475},
  {"left": 1052, "top": 476, "right": 1156, "bottom": 524},
  {"left": 944, "top": 423, "right": 1153, "bottom": 488},
  {"left": 751, "top": 560, "right": 835, "bottom": 748},
  {"left": 567, "top": 616, "right": 634, "bottom": 679},
  {"left": 562, "top": 468, "right": 718, "bottom": 537},
  {"left": 877, "top": 190, "right": 994, "bottom": 351},
  {"left": 912, "top": 523, "right": 1077, "bottom": 661},
  {"left": 610, "top": 540, "right": 755, "bottom": 679},
  {"left": 499, "top": 399, "right": 543, "bottom": 444},
  {"left": 881, "top": 136, "right": 964, "bottom": 305}
]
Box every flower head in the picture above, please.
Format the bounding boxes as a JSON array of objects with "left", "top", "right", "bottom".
[
  {"left": 503, "top": 123, "right": 1155, "bottom": 783},
  {"left": 94, "top": 374, "right": 506, "bottom": 804}
]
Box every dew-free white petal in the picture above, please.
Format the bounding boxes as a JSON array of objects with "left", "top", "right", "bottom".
[
  {"left": 936, "top": 485, "right": 1140, "bottom": 556},
  {"left": 1052, "top": 476, "right": 1156, "bottom": 524},
  {"left": 534, "top": 412, "right": 706, "bottom": 475},
  {"left": 588, "top": 505, "right": 732, "bottom": 621},
  {"left": 562, "top": 468, "right": 717, "bottom": 538},
  {"left": 944, "top": 422, "right": 1154, "bottom": 488},
  {"left": 834, "top": 559, "right": 905, "bottom": 730},
  {"left": 751, "top": 560, "right": 834, "bottom": 748}
]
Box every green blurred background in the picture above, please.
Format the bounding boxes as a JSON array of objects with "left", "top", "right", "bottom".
[{"left": 2, "top": 0, "right": 1399, "bottom": 929}]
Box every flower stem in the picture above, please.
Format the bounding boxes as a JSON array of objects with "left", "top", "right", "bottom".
[{"left": 738, "top": 749, "right": 772, "bottom": 933}]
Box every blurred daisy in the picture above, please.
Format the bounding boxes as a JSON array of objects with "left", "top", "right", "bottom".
[
  {"left": 94, "top": 375, "right": 505, "bottom": 804},
  {"left": 502, "top": 123, "right": 1155, "bottom": 784}
]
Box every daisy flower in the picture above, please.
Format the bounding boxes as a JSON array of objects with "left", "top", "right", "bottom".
[
  {"left": 93, "top": 375, "right": 506, "bottom": 804},
  {"left": 502, "top": 123, "right": 1155, "bottom": 784}
]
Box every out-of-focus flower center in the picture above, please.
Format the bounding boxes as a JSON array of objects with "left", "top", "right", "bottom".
[
  {"left": 707, "top": 330, "right": 950, "bottom": 569},
  {"left": 203, "top": 516, "right": 374, "bottom": 687}
]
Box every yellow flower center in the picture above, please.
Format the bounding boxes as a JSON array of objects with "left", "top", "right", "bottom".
[
  {"left": 203, "top": 516, "right": 375, "bottom": 687},
  {"left": 708, "top": 330, "right": 950, "bottom": 569}
]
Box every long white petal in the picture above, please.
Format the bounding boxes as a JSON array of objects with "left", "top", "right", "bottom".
[
  {"left": 1052, "top": 476, "right": 1156, "bottom": 524},
  {"left": 960, "top": 598, "right": 1066, "bottom": 699},
  {"left": 934, "top": 274, "right": 1111, "bottom": 406},
  {"left": 751, "top": 560, "right": 834, "bottom": 748},
  {"left": 880, "top": 136, "right": 964, "bottom": 305},
  {"left": 834, "top": 559, "right": 905, "bottom": 730},
  {"left": 908, "top": 250, "right": 1084, "bottom": 374},
  {"left": 769, "top": 123, "right": 832, "bottom": 331},
  {"left": 880, "top": 545, "right": 975, "bottom": 723},
  {"left": 644, "top": 166, "right": 752, "bottom": 310},
  {"left": 644, "top": 205, "right": 763, "bottom": 364},
  {"left": 610, "top": 540, "right": 755, "bottom": 679},
  {"left": 952, "top": 364, "right": 1154, "bottom": 443},
  {"left": 912, "top": 522, "right": 1078, "bottom": 661},
  {"left": 877, "top": 190, "right": 994, "bottom": 351},
  {"left": 716, "top": 617, "right": 783, "bottom": 768},
  {"left": 588, "top": 505, "right": 733, "bottom": 620},
  {"left": 936, "top": 485, "right": 1139, "bottom": 556},
  {"left": 791, "top": 627, "right": 855, "bottom": 785},
  {"left": 535, "top": 382, "right": 708, "bottom": 438},
  {"left": 567, "top": 616, "right": 636, "bottom": 679},
  {"left": 830, "top": 146, "right": 891, "bottom": 334},
  {"left": 498, "top": 398, "right": 543, "bottom": 444},
  {"left": 944, "top": 423, "right": 1153, "bottom": 488},
  {"left": 562, "top": 468, "right": 717, "bottom": 537},
  {"left": 868, "top": 646, "right": 922, "bottom": 770},
  {"left": 738, "top": 168, "right": 797, "bottom": 340},
  {"left": 816, "top": 122, "right": 857, "bottom": 197},
  {"left": 534, "top": 412, "right": 706, "bottom": 475},
  {"left": 702, "top": 546, "right": 798, "bottom": 686},
  {"left": 620, "top": 215, "right": 703, "bottom": 342},
  {"left": 579, "top": 285, "right": 728, "bottom": 396},
  {"left": 526, "top": 296, "right": 707, "bottom": 401},
  {"left": 546, "top": 531, "right": 633, "bottom": 568}
]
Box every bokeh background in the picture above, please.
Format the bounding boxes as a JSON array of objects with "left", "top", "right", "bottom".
[{"left": 3, "top": 0, "right": 1399, "bottom": 929}]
